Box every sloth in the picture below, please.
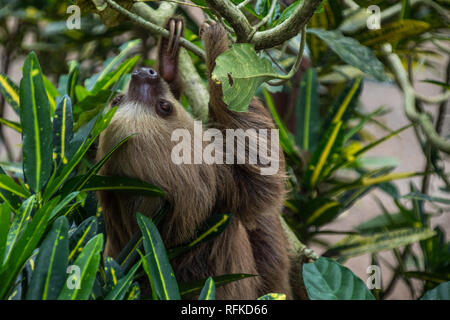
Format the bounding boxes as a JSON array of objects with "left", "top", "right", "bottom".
[{"left": 97, "top": 18, "right": 292, "bottom": 299}]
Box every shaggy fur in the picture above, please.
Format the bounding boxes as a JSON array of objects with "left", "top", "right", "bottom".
[{"left": 97, "top": 20, "right": 291, "bottom": 299}]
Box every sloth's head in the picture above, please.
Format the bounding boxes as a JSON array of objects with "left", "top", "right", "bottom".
[{"left": 118, "top": 67, "right": 184, "bottom": 120}]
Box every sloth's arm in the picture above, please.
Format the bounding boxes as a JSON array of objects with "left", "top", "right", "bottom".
[
  {"left": 201, "top": 23, "right": 286, "bottom": 227},
  {"left": 157, "top": 17, "right": 184, "bottom": 100}
]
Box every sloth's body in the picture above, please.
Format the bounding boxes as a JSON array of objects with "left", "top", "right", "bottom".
[{"left": 97, "top": 20, "right": 292, "bottom": 299}]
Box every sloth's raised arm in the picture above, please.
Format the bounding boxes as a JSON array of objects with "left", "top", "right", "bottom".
[{"left": 201, "top": 23, "right": 286, "bottom": 228}]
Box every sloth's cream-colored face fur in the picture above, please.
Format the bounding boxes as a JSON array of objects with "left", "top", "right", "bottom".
[{"left": 97, "top": 67, "right": 217, "bottom": 247}]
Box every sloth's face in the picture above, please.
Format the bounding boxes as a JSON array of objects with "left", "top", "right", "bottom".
[{"left": 120, "top": 67, "right": 180, "bottom": 119}]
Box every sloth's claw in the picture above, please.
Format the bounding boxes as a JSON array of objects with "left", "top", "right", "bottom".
[
  {"left": 172, "top": 20, "right": 183, "bottom": 57},
  {"left": 167, "top": 19, "right": 176, "bottom": 54}
]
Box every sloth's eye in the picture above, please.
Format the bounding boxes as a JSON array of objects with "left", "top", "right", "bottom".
[{"left": 156, "top": 99, "right": 173, "bottom": 117}]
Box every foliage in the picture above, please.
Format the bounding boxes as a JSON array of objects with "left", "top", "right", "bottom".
[{"left": 0, "top": 0, "right": 449, "bottom": 300}]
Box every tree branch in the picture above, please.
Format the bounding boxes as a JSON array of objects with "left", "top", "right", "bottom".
[
  {"left": 251, "top": 0, "right": 322, "bottom": 50},
  {"left": 105, "top": 0, "right": 205, "bottom": 59},
  {"left": 383, "top": 44, "right": 450, "bottom": 154}
]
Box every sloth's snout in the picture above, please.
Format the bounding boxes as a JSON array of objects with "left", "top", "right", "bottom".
[{"left": 132, "top": 67, "right": 158, "bottom": 84}]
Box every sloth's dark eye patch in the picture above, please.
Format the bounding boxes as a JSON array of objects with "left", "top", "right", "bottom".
[
  {"left": 156, "top": 99, "right": 173, "bottom": 117},
  {"left": 112, "top": 94, "right": 124, "bottom": 106}
]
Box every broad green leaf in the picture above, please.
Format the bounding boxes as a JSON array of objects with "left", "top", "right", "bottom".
[
  {"left": 263, "top": 88, "right": 300, "bottom": 165},
  {"left": 303, "top": 257, "right": 375, "bottom": 300},
  {"left": 125, "top": 282, "right": 141, "bottom": 300},
  {"left": 357, "top": 20, "right": 430, "bottom": 48},
  {"left": 199, "top": 277, "right": 215, "bottom": 300},
  {"left": 137, "top": 213, "right": 181, "bottom": 300},
  {"left": 0, "top": 173, "right": 25, "bottom": 210},
  {"left": 58, "top": 234, "right": 103, "bottom": 300},
  {"left": 103, "top": 256, "right": 123, "bottom": 292},
  {"left": 104, "top": 260, "right": 141, "bottom": 300},
  {"left": 168, "top": 214, "right": 232, "bottom": 259},
  {"left": 43, "top": 108, "right": 117, "bottom": 200},
  {"left": 66, "top": 61, "right": 79, "bottom": 101},
  {"left": 179, "top": 274, "right": 256, "bottom": 297},
  {"left": 296, "top": 68, "right": 320, "bottom": 151},
  {"left": 43, "top": 75, "right": 58, "bottom": 114},
  {"left": 0, "top": 203, "right": 10, "bottom": 265},
  {"left": 52, "top": 95, "right": 73, "bottom": 165},
  {"left": 304, "top": 121, "right": 343, "bottom": 188},
  {"left": 91, "top": 55, "right": 140, "bottom": 94},
  {"left": 421, "top": 282, "right": 450, "bottom": 300},
  {"left": 0, "top": 72, "right": 20, "bottom": 114},
  {"left": 257, "top": 293, "right": 287, "bottom": 300},
  {"left": 26, "top": 216, "right": 69, "bottom": 300},
  {"left": 213, "top": 44, "right": 277, "bottom": 112},
  {"left": 3, "top": 196, "right": 36, "bottom": 265},
  {"left": 324, "top": 228, "right": 436, "bottom": 258},
  {"left": 68, "top": 216, "right": 98, "bottom": 262},
  {"left": 403, "top": 192, "right": 450, "bottom": 205},
  {"left": 85, "top": 39, "right": 140, "bottom": 91},
  {"left": 19, "top": 52, "right": 53, "bottom": 193},
  {"left": 356, "top": 213, "right": 410, "bottom": 234},
  {"left": 303, "top": 198, "right": 341, "bottom": 227},
  {"left": 0, "top": 197, "right": 57, "bottom": 298},
  {"left": 49, "top": 191, "right": 80, "bottom": 220},
  {"left": 0, "top": 117, "right": 21, "bottom": 133},
  {"left": 307, "top": 29, "right": 388, "bottom": 81}
]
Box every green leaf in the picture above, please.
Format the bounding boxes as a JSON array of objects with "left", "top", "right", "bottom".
[
  {"left": 3, "top": 196, "right": 36, "bottom": 265},
  {"left": 49, "top": 191, "right": 80, "bottom": 220},
  {"left": 66, "top": 61, "right": 79, "bottom": 102},
  {"left": 91, "top": 55, "right": 140, "bottom": 94},
  {"left": 125, "top": 282, "right": 141, "bottom": 300},
  {"left": 303, "top": 198, "right": 341, "bottom": 227},
  {"left": 85, "top": 39, "right": 140, "bottom": 91},
  {"left": 168, "top": 213, "right": 232, "bottom": 259},
  {"left": 421, "top": 281, "right": 450, "bottom": 300},
  {"left": 58, "top": 234, "right": 103, "bottom": 300},
  {"left": 137, "top": 213, "right": 181, "bottom": 300},
  {"left": 296, "top": 67, "right": 320, "bottom": 151},
  {"left": 0, "top": 197, "right": 57, "bottom": 298},
  {"left": 0, "top": 72, "right": 20, "bottom": 114},
  {"left": 26, "top": 216, "right": 69, "bottom": 300},
  {"left": 403, "top": 192, "right": 450, "bottom": 205},
  {"left": 0, "top": 117, "right": 22, "bottom": 133},
  {"left": 52, "top": 95, "right": 73, "bottom": 165},
  {"left": 303, "top": 257, "right": 375, "bottom": 300},
  {"left": 213, "top": 44, "right": 277, "bottom": 111},
  {"left": 179, "top": 274, "right": 256, "bottom": 297},
  {"left": 199, "top": 277, "right": 215, "bottom": 300},
  {"left": 356, "top": 213, "right": 410, "bottom": 234},
  {"left": 43, "top": 108, "right": 117, "bottom": 201},
  {"left": 103, "top": 256, "right": 123, "bottom": 291},
  {"left": 104, "top": 260, "right": 141, "bottom": 300},
  {"left": 19, "top": 52, "right": 53, "bottom": 193},
  {"left": 324, "top": 228, "right": 436, "bottom": 258},
  {"left": 0, "top": 174, "right": 26, "bottom": 210},
  {"left": 68, "top": 216, "right": 98, "bottom": 262},
  {"left": 307, "top": 29, "right": 388, "bottom": 81},
  {"left": 262, "top": 88, "right": 300, "bottom": 165},
  {"left": 257, "top": 293, "right": 287, "bottom": 300},
  {"left": 0, "top": 203, "right": 11, "bottom": 265}
]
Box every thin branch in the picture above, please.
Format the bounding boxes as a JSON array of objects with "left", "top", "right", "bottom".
[
  {"left": 251, "top": 0, "right": 322, "bottom": 50},
  {"left": 205, "top": 0, "right": 253, "bottom": 42},
  {"left": 415, "top": 91, "right": 450, "bottom": 105},
  {"left": 105, "top": 0, "right": 205, "bottom": 59},
  {"left": 237, "top": 0, "right": 253, "bottom": 9},
  {"left": 137, "top": 0, "right": 209, "bottom": 9},
  {"left": 383, "top": 43, "right": 450, "bottom": 154},
  {"left": 268, "top": 26, "right": 307, "bottom": 86},
  {"left": 253, "top": 0, "right": 277, "bottom": 30}
]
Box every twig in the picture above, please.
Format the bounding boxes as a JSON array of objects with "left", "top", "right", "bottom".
[
  {"left": 415, "top": 91, "right": 450, "bottom": 105},
  {"left": 253, "top": 0, "right": 277, "bottom": 30},
  {"left": 105, "top": 0, "right": 205, "bottom": 59},
  {"left": 268, "top": 26, "right": 306, "bottom": 85},
  {"left": 383, "top": 43, "right": 450, "bottom": 154},
  {"left": 137, "top": 0, "right": 209, "bottom": 9},
  {"left": 237, "top": 0, "right": 253, "bottom": 9}
]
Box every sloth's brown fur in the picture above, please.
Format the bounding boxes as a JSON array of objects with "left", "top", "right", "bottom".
[{"left": 97, "top": 21, "right": 291, "bottom": 299}]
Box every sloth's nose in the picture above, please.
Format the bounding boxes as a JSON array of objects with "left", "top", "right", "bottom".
[{"left": 132, "top": 67, "right": 158, "bottom": 84}]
